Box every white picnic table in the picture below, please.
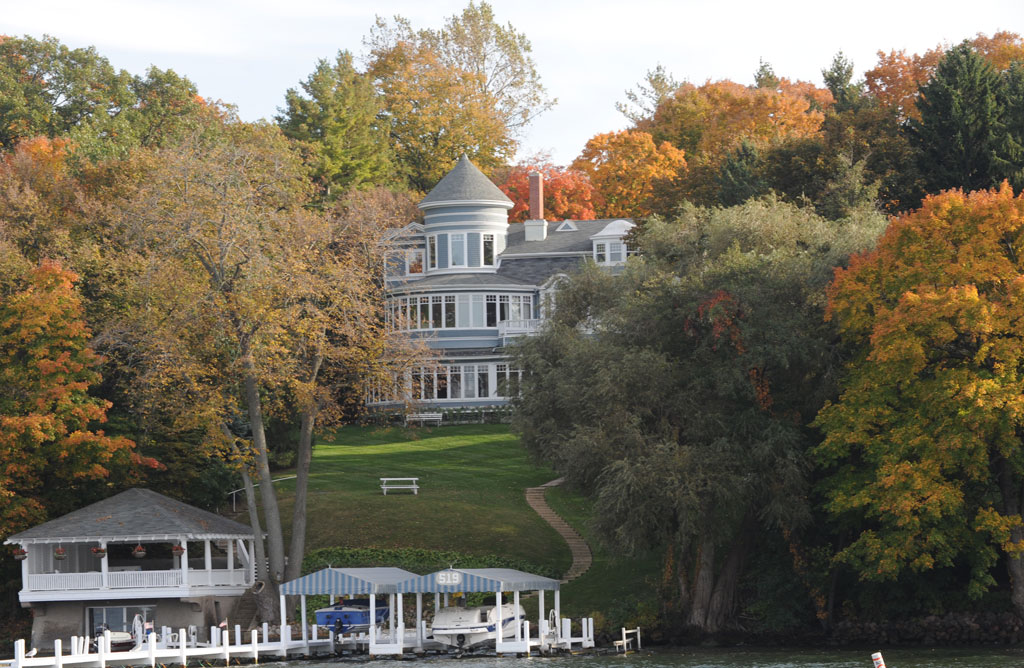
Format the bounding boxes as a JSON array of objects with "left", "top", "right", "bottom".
[{"left": 380, "top": 477, "right": 419, "bottom": 495}]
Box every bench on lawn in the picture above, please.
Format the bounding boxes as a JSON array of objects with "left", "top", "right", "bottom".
[
  {"left": 405, "top": 412, "right": 442, "bottom": 426},
  {"left": 380, "top": 477, "right": 419, "bottom": 495}
]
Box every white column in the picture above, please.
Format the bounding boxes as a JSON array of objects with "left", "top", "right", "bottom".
[
  {"left": 300, "top": 595, "right": 308, "bottom": 641},
  {"left": 494, "top": 590, "right": 502, "bottom": 641},
  {"left": 396, "top": 593, "right": 404, "bottom": 649},
  {"left": 180, "top": 542, "right": 189, "bottom": 586},
  {"left": 20, "top": 546, "right": 29, "bottom": 591},
  {"left": 389, "top": 593, "right": 396, "bottom": 638},
  {"left": 415, "top": 594, "right": 423, "bottom": 647},
  {"left": 538, "top": 590, "right": 545, "bottom": 635},
  {"left": 227, "top": 540, "right": 234, "bottom": 578},
  {"left": 514, "top": 591, "right": 521, "bottom": 641},
  {"left": 554, "top": 590, "right": 561, "bottom": 639},
  {"left": 204, "top": 540, "right": 212, "bottom": 583},
  {"left": 369, "top": 596, "right": 376, "bottom": 644},
  {"left": 279, "top": 594, "right": 287, "bottom": 638},
  {"left": 99, "top": 542, "right": 108, "bottom": 589}
]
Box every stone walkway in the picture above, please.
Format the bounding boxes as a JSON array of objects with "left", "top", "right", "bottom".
[{"left": 525, "top": 478, "right": 593, "bottom": 583}]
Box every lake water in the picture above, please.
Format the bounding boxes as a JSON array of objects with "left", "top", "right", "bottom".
[{"left": 258, "top": 647, "right": 1024, "bottom": 668}]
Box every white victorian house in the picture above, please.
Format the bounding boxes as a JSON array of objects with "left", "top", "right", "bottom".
[
  {"left": 4, "top": 488, "right": 256, "bottom": 648},
  {"left": 375, "top": 156, "right": 635, "bottom": 408}
]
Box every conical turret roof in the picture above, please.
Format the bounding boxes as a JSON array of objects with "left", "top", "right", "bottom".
[{"left": 419, "top": 154, "right": 513, "bottom": 210}]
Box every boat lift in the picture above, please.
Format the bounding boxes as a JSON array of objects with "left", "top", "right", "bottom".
[{"left": 279, "top": 566, "right": 595, "bottom": 655}]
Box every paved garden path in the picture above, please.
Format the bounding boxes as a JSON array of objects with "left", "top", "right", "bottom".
[{"left": 525, "top": 478, "right": 592, "bottom": 583}]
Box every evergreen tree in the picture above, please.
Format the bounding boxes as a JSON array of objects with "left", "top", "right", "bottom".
[
  {"left": 277, "top": 51, "right": 393, "bottom": 196},
  {"left": 908, "top": 42, "right": 1023, "bottom": 194},
  {"left": 715, "top": 141, "right": 767, "bottom": 206},
  {"left": 821, "top": 51, "right": 861, "bottom": 111}
]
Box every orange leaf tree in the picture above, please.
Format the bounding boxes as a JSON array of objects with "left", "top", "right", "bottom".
[
  {"left": 571, "top": 130, "right": 686, "bottom": 218},
  {"left": 0, "top": 261, "right": 155, "bottom": 538},
  {"left": 814, "top": 184, "right": 1024, "bottom": 615},
  {"left": 864, "top": 31, "right": 1024, "bottom": 121},
  {"left": 498, "top": 161, "right": 597, "bottom": 223}
]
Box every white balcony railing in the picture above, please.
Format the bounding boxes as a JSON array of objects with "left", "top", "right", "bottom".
[
  {"left": 26, "top": 569, "right": 248, "bottom": 592},
  {"left": 497, "top": 318, "right": 541, "bottom": 338}
]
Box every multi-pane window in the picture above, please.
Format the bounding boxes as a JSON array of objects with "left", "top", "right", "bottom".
[
  {"left": 428, "top": 236, "right": 438, "bottom": 269},
  {"left": 609, "top": 242, "right": 624, "bottom": 263},
  {"left": 374, "top": 363, "right": 523, "bottom": 403},
  {"left": 445, "top": 296, "right": 456, "bottom": 328},
  {"left": 388, "top": 293, "right": 532, "bottom": 330},
  {"left": 451, "top": 233, "right": 466, "bottom": 266},
  {"left": 407, "top": 249, "right": 424, "bottom": 274},
  {"left": 483, "top": 234, "right": 495, "bottom": 265},
  {"left": 486, "top": 295, "right": 498, "bottom": 327},
  {"left": 496, "top": 364, "right": 523, "bottom": 398},
  {"left": 594, "top": 240, "right": 628, "bottom": 265}
]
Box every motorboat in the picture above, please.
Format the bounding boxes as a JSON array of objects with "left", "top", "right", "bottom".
[
  {"left": 315, "top": 599, "right": 389, "bottom": 634},
  {"left": 430, "top": 603, "right": 525, "bottom": 648}
]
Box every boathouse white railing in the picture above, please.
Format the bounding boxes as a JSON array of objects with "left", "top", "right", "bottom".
[{"left": 26, "top": 569, "right": 246, "bottom": 592}]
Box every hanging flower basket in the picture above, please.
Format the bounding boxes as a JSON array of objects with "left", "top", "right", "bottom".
[
  {"left": 132, "top": 544, "right": 146, "bottom": 559},
  {"left": 12, "top": 547, "right": 27, "bottom": 561},
  {"left": 91, "top": 546, "right": 107, "bottom": 558},
  {"left": 171, "top": 544, "right": 186, "bottom": 557},
  {"left": 54, "top": 547, "right": 67, "bottom": 561}
]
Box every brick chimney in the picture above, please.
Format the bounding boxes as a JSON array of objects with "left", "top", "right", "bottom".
[
  {"left": 529, "top": 171, "right": 544, "bottom": 221},
  {"left": 524, "top": 171, "right": 547, "bottom": 241}
]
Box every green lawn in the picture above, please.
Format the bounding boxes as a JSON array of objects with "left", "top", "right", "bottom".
[
  {"left": 272, "top": 424, "right": 571, "bottom": 574},
  {"left": 262, "top": 423, "right": 661, "bottom": 623}
]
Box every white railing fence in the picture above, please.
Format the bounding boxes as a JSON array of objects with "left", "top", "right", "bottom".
[{"left": 8, "top": 615, "right": 596, "bottom": 667}]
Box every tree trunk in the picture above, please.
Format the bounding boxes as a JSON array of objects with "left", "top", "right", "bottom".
[
  {"left": 224, "top": 426, "right": 278, "bottom": 624},
  {"left": 705, "top": 529, "right": 748, "bottom": 632},
  {"left": 285, "top": 353, "right": 323, "bottom": 583},
  {"left": 687, "top": 537, "right": 716, "bottom": 629},
  {"left": 242, "top": 351, "right": 286, "bottom": 585},
  {"left": 998, "top": 460, "right": 1024, "bottom": 617}
]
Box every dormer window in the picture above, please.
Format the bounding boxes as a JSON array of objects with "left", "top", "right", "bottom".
[{"left": 594, "top": 240, "right": 627, "bottom": 265}]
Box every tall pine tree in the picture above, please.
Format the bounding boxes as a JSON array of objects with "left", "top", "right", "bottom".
[
  {"left": 277, "top": 51, "right": 393, "bottom": 197},
  {"left": 909, "top": 42, "right": 1023, "bottom": 195}
]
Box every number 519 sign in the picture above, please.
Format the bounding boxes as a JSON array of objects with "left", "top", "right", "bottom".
[{"left": 437, "top": 571, "right": 462, "bottom": 586}]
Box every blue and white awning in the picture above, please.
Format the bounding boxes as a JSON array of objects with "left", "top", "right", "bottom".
[
  {"left": 397, "top": 568, "right": 560, "bottom": 593},
  {"left": 280, "top": 567, "right": 418, "bottom": 595}
]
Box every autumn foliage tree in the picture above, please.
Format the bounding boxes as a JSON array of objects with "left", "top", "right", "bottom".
[
  {"left": 499, "top": 161, "right": 597, "bottom": 223},
  {"left": 571, "top": 130, "right": 685, "bottom": 218},
  {"left": 0, "top": 260, "right": 155, "bottom": 538},
  {"left": 814, "top": 185, "right": 1024, "bottom": 617}
]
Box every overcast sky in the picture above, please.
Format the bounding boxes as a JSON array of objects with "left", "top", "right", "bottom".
[{"left": 3, "top": 0, "right": 1021, "bottom": 164}]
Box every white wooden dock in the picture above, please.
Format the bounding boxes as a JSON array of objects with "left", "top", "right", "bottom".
[{"left": 5, "top": 616, "right": 596, "bottom": 668}]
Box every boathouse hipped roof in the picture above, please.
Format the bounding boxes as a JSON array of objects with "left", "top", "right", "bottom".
[
  {"left": 280, "top": 567, "right": 560, "bottom": 596},
  {"left": 402, "top": 568, "right": 560, "bottom": 593},
  {"left": 4, "top": 488, "right": 254, "bottom": 544}
]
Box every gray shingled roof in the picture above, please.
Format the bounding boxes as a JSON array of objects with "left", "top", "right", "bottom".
[
  {"left": 419, "top": 155, "right": 513, "bottom": 208},
  {"left": 504, "top": 219, "right": 620, "bottom": 254},
  {"left": 497, "top": 257, "right": 584, "bottom": 284},
  {"left": 5, "top": 488, "right": 254, "bottom": 543},
  {"left": 389, "top": 273, "right": 532, "bottom": 290}
]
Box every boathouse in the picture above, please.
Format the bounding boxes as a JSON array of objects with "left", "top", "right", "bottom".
[{"left": 4, "top": 488, "right": 257, "bottom": 649}]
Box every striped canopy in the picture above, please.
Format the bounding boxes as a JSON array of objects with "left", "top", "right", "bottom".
[
  {"left": 280, "top": 567, "right": 418, "bottom": 595},
  {"left": 398, "top": 568, "right": 560, "bottom": 593}
]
